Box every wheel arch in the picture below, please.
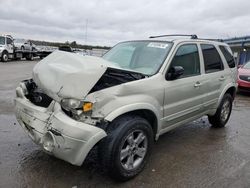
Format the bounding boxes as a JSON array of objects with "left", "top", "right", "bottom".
[
  {"left": 225, "top": 86, "right": 236, "bottom": 99},
  {"left": 105, "top": 106, "right": 159, "bottom": 140},
  {"left": 217, "top": 85, "right": 237, "bottom": 109},
  {"left": 2, "top": 49, "right": 8, "bottom": 54}
]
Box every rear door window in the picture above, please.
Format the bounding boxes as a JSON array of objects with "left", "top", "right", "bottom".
[
  {"left": 219, "top": 46, "right": 236, "bottom": 68},
  {"left": 201, "top": 44, "right": 224, "bottom": 73}
]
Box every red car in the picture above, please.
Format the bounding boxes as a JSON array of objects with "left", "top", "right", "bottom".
[{"left": 238, "top": 61, "right": 250, "bottom": 92}]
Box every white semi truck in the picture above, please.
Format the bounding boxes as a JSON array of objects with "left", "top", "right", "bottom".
[{"left": 0, "top": 35, "right": 38, "bottom": 62}]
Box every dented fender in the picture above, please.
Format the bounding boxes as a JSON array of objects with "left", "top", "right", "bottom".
[{"left": 104, "top": 103, "right": 160, "bottom": 125}]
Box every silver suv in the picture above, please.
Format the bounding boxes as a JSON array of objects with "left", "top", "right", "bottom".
[{"left": 14, "top": 35, "right": 237, "bottom": 181}]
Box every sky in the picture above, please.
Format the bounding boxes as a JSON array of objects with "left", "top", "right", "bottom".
[{"left": 0, "top": 0, "right": 250, "bottom": 46}]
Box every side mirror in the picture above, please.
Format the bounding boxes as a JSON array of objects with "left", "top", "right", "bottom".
[{"left": 166, "top": 66, "right": 184, "bottom": 80}]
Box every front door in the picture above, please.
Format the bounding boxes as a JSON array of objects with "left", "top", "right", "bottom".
[
  {"left": 162, "top": 43, "right": 205, "bottom": 128},
  {"left": 6, "top": 37, "right": 14, "bottom": 54}
]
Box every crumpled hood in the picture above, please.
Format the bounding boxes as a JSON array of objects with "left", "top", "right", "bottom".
[{"left": 33, "top": 50, "right": 117, "bottom": 101}]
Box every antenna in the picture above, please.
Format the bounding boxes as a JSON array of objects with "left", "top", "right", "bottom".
[{"left": 149, "top": 34, "right": 198, "bottom": 39}]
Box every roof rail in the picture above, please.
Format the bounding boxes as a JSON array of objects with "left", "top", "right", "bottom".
[
  {"left": 149, "top": 34, "right": 198, "bottom": 39},
  {"left": 198, "top": 38, "right": 224, "bottom": 42}
]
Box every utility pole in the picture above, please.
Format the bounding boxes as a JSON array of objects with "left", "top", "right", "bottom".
[{"left": 85, "top": 19, "right": 88, "bottom": 44}]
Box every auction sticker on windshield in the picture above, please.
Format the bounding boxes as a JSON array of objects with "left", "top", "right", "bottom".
[{"left": 147, "top": 42, "right": 169, "bottom": 49}]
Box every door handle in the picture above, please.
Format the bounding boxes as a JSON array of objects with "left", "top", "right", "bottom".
[
  {"left": 219, "top": 76, "right": 225, "bottom": 81},
  {"left": 194, "top": 81, "right": 202, "bottom": 88}
]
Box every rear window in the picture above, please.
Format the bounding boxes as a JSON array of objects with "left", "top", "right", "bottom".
[
  {"left": 219, "top": 46, "right": 235, "bottom": 68},
  {"left": 201, "top": 44, "right": 224, "bottom": 73}
]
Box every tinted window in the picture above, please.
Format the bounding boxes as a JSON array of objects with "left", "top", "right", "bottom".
[
  {"left": 219, "top": 46, "right": 235, "bottom": 68},
  {"left": 170, "top": 44, "right": 200, "bottom": 78},
  {"left": 201, "top": 44, "right": 224, "bottom": 73}
]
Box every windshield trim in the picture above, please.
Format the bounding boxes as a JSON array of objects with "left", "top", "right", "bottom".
[{"left": 102, "top": 40, "right": 173, "bottom": 76}]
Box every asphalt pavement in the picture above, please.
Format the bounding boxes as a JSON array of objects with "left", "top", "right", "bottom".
[{"left": 1, "top": 60, "right": 250, "bottom": 188}]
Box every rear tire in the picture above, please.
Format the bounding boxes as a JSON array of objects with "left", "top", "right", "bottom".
[
  {"left": 99, "top": 115, "right": 153, "bottom": 181},
  {"left": 208, "top": 93, "right": 233, "bottom": 128},
  {"left": 1, "top": 51, "right": 8, "bottom": 62},
  {"left": 26, "top": 53, "right": 33, "bottom": 61}
]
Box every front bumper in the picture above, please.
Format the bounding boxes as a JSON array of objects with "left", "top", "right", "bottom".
[
  {"left": 238, "top": 80, "right": 250, "bottom": 92},
  {"left": 14, "top": 86, "right": 107, "bottom": 166}
]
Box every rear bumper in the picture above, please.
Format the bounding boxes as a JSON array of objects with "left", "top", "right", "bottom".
[{"left": 14, "top": 86, "right": 107, "bottom": 166}]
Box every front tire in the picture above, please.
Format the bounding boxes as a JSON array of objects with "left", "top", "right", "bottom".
[
  {"left": 1, "top": 51, "right": 8, "bottom": 62},
  {"left": 99, "top": 115, "right": 153, "bottom": 181},
  {"left": 208, "top": 93, "right": 233, "bottom": 128}
]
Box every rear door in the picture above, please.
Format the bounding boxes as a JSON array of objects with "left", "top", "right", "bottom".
[{"left": 200, "top": 44, "right": 227, "bottom": 109}]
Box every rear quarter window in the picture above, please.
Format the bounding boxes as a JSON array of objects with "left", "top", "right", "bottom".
[{"left": 219, "top": 46, "right": 236, "bottom": 68}]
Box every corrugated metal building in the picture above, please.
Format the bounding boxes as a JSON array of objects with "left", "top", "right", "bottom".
[{"left": 224, "top": 36, "right": 250, "bottom": 66}]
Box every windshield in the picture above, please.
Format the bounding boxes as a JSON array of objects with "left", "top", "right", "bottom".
[
  {"left": 243, "top": 61, "right": 250, "bottom": 69},
  {"left": 103, "top": 41, "right": 172, "bottom": 75},
  {"left": 0, "top": 36, "right": 5, "bottom": 45}
]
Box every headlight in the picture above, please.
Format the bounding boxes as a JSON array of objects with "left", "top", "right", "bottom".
[
  {"left": 61, "top": 99, "right": 93, "bottom": 112},
  {"left": 61, "top": 98, "right": 82, "bottom": 110}
]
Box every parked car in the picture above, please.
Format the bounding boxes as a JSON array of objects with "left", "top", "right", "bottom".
[
  {"left": 238, "top": 61, "right": 250, "bottom": 92},
  {"left": 58, "top": 45, "right": 73, "bottom": 52},
  {"left": 14, "top": 35, "right": 237, "bottom": 181},
  {"left": 36, "top": 45, "right": 57, "bottom": 59},
  {"left": 14, "top": 38, "right": 36, "bottom": 51}
]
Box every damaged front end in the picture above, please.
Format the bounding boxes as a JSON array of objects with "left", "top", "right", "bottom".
[
  {"left": 15, "top": 78, "right": 107, "bottom": 166},
  {"left": 14, "top": 50, "right": 146, "bottom": 166}
]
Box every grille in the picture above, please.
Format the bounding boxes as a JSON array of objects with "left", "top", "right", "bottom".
[{"left": 239, "top": 75, "right": 250, "bottom": 82}]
